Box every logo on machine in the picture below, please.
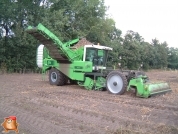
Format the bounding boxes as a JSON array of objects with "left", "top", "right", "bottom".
[
  {"left": 85, "top": 64, "right": 91, "bottom": 69},
  {"left": 74, "top": 66, "right": 83, "bottom": 69},
  {"left": 47, "top": 60, "right": 54, "bottom": 65}
]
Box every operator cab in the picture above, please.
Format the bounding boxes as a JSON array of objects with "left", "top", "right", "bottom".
[{"left": 83, "top": 45, "right": 112, "bottom": 70}]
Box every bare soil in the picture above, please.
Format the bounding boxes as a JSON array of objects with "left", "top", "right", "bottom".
[{"left": 0, "top": 70, "right": 178, "bottom": 134}]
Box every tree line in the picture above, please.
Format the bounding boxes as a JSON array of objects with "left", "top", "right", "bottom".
[{"left": 0, "top": 0, "right": 177, "bottom": 73}]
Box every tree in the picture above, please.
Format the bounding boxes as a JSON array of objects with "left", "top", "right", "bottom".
[
  {"left": 121, "top": 30, "right": 144, "bottom": 69},
  {"left": 0, "top": 0, "right": 43, "bottom": 72},
  {"left": 168, "top": 47, "right": 178, "bottom": 69},
  {"left": 0, "top": 0, "right": 117, "bottom": 72},
  {"left": 48, "top": 0, "right": 115, "bottom": 45},
  {"left": 0, "top": 0, "right": 175, "bottom": 72},
  {"left": 150, "top": 39, "right": 168, "bottom": 68}
]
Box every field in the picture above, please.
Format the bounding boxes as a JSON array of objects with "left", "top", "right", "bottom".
[{"left": 0, "top": 70, "right": 178, "bottom": 134}]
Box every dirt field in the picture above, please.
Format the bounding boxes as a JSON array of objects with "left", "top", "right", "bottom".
[{"left": 0, "top": 70, "right": 178, "bottom": 134}]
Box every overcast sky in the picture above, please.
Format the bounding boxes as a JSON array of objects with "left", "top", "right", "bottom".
[{"left": 104, "top": 0, "right": 178, "bottom": 48}]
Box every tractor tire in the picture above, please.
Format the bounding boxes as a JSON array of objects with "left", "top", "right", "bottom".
[
  {"left": 64, "top": 75, "right": 69, "bottom": 85},
  {"left": 106, "top": 71, "right": 127, "bottom": 95},
  {"left": 49, "top": 68, "right": 65, "bottom": 86},
  {"left": 69, "top": 79, "right": 77, "bottom": 85}
]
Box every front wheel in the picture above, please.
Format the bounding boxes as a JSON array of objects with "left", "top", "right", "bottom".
[
  {"left": 106, "top": 71, "right": 127, "bottom": 95},
  {"left": 49, "top": 68, "right": 65, "bottom": 86}
]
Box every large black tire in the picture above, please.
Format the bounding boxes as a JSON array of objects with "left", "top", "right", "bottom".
[
  {"left": 106, "top": 71, "right": 127, "bottom": 95},
  {"left": 69, "top": 79, "right": 77, "bottom": 85},
  {"left": 49, "top": 68, "right": 65, "bottom": 86},
  {"left": 64, "top": 75, "right": 69, "bottom": 85}
]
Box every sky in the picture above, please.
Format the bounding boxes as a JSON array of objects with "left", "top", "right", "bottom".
[{"left": 104, "top": 0, "right": 178, "bottom": 48}]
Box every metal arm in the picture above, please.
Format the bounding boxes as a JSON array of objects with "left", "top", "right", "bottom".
[{"left": 26, "top": 23, "right": 80, "bottom": 62}]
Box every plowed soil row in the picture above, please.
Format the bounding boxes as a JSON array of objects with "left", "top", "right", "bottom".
[{"left": 0, "top": 70, "right": 178, "bottom": 134}]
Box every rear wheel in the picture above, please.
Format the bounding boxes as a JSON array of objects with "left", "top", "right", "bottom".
[
  {"left": 64, "top": 75, "right": 69, "bottom": 85},
  {"left": 69, "top": 79, "right": 77, "bottom": 85},
  {"left": 49, "top": 68, "right": 65, "bottom": 86},
  {"left": 106, "top": 71, "right": 127, "bottom": 94}
]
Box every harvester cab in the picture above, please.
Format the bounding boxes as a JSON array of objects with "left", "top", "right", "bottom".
[
  {"left": 83, "top": 45, "right": 112, "bottom": 71},
  {"left": 26, "top": 23, "right": 171, "bottom": 98}
]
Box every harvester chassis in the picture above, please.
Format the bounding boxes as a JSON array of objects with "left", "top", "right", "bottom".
[{"left": 26, "top": 23, "right": 171, "bottom": 98}]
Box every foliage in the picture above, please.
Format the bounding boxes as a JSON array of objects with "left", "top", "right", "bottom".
[
  {"left": 168, "top": 47, "right": 178, "bottom": 69},
  {"left": 0, "top": 0, "right": 177, "bottom": 73},
  {"left": 0, "top": 0, "right": 42, "bottom": 72}
]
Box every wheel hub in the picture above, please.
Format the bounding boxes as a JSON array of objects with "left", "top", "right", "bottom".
[
  {"left": 107, "top": 74, "right": 123, "bottom": 94},
  {"left": 51, "top": 72, "right": 57, "bottom": 82},
  {"left": 113, "top": 82, "right": 117, "bottom": 86}
]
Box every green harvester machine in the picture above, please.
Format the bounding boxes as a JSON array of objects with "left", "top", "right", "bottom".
[{"left": 26, "top": 23, "right": 171, "bottom": 98}]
